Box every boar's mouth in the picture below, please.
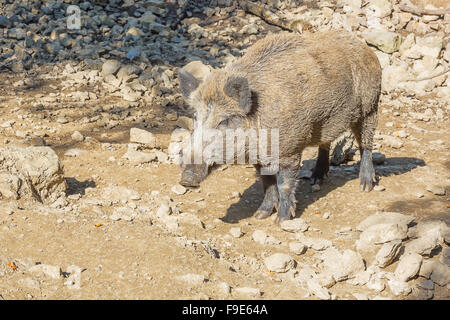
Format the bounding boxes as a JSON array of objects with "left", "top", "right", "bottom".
[{"left": 180, "top": 164, "right": 209, "bottom": 187}]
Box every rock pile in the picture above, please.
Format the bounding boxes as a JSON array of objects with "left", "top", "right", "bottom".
[{"left": 0, "top": 146, "right": 66, "bottom": 204}]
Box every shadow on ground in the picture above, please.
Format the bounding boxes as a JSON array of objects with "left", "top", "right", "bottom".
[
  {"left": 65, "top": 177, "right": 96, "bottom": 196},
  {"left": 222, "top": 156, "right": 427, "bottom": 223}
]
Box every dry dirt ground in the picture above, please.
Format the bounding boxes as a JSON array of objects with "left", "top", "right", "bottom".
[
  {"left": 0, "top": 66, "right": 448, "bottom": 300},
  {"left": 0, "top": 0, "right": 449, "bottom": 299}
]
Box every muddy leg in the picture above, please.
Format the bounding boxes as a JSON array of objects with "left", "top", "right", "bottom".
[
  {"left": 254, "top": 165, "right": 279, "bottom": 219},
  {"left": 311, "top": 143, "right": 330, "bottom": 185},
  {"left": 352, "top": 111, "right": 377, "bottom": 192},
  {"left": 275, "top": 166, "right": 299, "bottom": 223}
]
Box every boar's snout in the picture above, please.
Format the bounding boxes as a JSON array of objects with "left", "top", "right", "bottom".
[{"left": 180, "top": 164, "right": 209, "bottom": 188}]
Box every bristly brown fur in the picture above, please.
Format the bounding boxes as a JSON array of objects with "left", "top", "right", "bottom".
[
  {"left": 186, "top": 30, "right": 381, "bottom": 169},
  {"left": 179, "top": 30, "right": 382, "bottom": 219}
]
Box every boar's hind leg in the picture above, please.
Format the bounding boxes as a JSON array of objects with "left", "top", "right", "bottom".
[
  {"left": 254, "top": 165, "right": 279, "bottom": 219},
  {"left": 275, "top": 166, "right": 299, "bottom": 223},
  {"left": 352, "top": 111, "right": 377, "bottom": 192},
  {"left": 311, "top": 143, "right": 330, "bottom": 185}
]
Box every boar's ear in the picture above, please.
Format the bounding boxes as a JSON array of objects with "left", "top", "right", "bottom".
[
  {"left": 179, "top": 69, "right": 201, "bottom": 100},
  {"left": 224, "top": 76, "right": 251, "bottom": 114}
]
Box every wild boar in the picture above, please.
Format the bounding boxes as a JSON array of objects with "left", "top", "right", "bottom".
[{"left": 178, "top": 30, "right": 381, "bottom": 223}]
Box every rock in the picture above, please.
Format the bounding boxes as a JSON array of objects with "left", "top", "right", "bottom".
[
  {"left": 125, "top": 47, "right": 140, "bottom": 60},
  {"left": 0, "top": 146, "right": 66, "bottom": 204},
  {"left": 102, "top": 59, "right": 121, "bottom": 76},
  {"left": 318, "top": 273, "right": 336, "bottom": 289},
  {"left": 366, "top": 272, "right": 385, "bottom": 292},
  {"left": 289, "top": 242, "right": 307, "bottom": 255},
  {"left": 425, "top": 185, "right": 445, "bottom": 196},
  {"left": 372, "top": 152, "right": 385, "bottom": 165},
  {"left": 0, "top": 15, "right": 11, "bottom": 28},
  {"left": 410, "top": 36, "right": 443, "bottom": 59},
  {"left": 181, "top": 60, "right": 211, "bottom": 81},
  {"left": 166, "top": 112, "right": 178, "bottom": 121},
  {"left": 103, "top": 185, "right": 141, "bottom": 202},
  {"left": 176, "top": 116, "right": 194, "bottom": 131},
  {"left": 374, "top": 51, "right": 390, "bottom": 69},
  {"left": 18, "top": 277, "right": 40, "bottom": 291},
  {"left": 122, "top": 89, "right": 141, "bottom": 102},
  {"left": 359, "top": 223, "right": 408, "bottom": 245},
  {"left": 159, "top": 214, "right": 179, "bottom": 232},
  {"left": 429, "top": 262, "right": 449, "bottom": 286},
  {"left": 126, "top": 27, "right": 141, "bottom": 36},
  {"left": 407, "top": 220, "right": 449, "bottom": 244},
  {"left": 264, "top": 253, "right": 295, "bottom": 273},
  {"left": 217, "top": 282, "right": 231, "bottom": 295},
  {"left": 233, "top": 287, "right": 261, "bottom": 297},
  {"left": 171, "top": 184, "right": 187, "bottom": 195},
  {"left": 362, "top": 30, "right": 401, "bottom": 54},
  {"left": 117, "top": 65, "right": 142, "bottom": 81},
  {"left": 1, "top": 120, "right": 15, "bottom": 128},
  {"left": 64, "top": 265, "right": 83, "bottom": 289},
  {"left": 330, "top": 131, "right": 354, "bottom": 165},
  {"left": 382, "top": 62, "right": 409, "bottom": 92},
  {"left": 419, "top": 260, "right": 435, "bottom": 279},
  {"left": 388, "top": 280, "right": 411, "bottom": 296},
  {"left": 441, "top": 247, "right": 450, "bottom": 266},
  {"left": 178, "top": 213, "right": 204, "bottom": 229},
  {"left": 71, "top": 131, "right": 84, "bottom": 142},
  {"left": 110, "top": 207, "right": 134, "bottom": 221},
  {"left": 8, "top": 28, "right": 27, "bottom": 40},
  {"left": 176, "top": 273, "right": 205, "bottom": 286},
  {"left": 0, "top": 173, "right": 21, "bottom": 200},
  {"left": 404, "top": 234, "right": 440, "bottom": 256},
  {"left": 155, "top": 150, "right": 169, "bottom": 163},
  {"left": 399, "top": 33, "right": 415, "bottom": 56},
  {"left": 252, "top": 230, "right": 280, "bottom": 245},
  {"left": 307, "top": 278, "right": 331, "bottom": 300},
  {"left": 366, "top": 0, "right": 392, "bottom": 18},
  {"left": 417, "top": 279, "right": 434, "bottom": 290},
  {"left": 252, "top": 230, "right": 267, "bottom": 244},
  {"left": 229, "top": 227, "right": 243, "bottom": 238},
  {"left": 375, "top": 240, "right": 402, "bottom": 267},
  {"left": 123, "top": 144, "right": 156, "bottom": 164},
  {"left": 156, "top": 203, "right": 171, "bottom": 217},
  {"left": 296, "top": 234, "right": 332, "bottom": 251},
  {"left": 64, "top": 148, "right": 87, "bottom": 157},
  {"left": 356, "top": 212, "right": 414, "bottom": 232},
  {"left": 129, "top": 128, "right": 156, "bottom": 147},
  {"left": 373, "top": 185, "right": 385, "bottom": 192},
  {"left": 280, "top": 218, "right": 309, "bottom": 233},
  {"left": 381, "top": 135, "right": 403, "bottom": 149},
  {"left": 320, "top": 247, "right": 366, "bottom": 282},
  {"left": 394, "top": 253, "right": 422, "bottom": 282},
  {"left": 296, "top": 266, "right": 317, "bottom": 285},
  {"left": 28, "top": 264, "right": 62, "bottom": 279},
  {"left": 352, "top": 293, "right": 368, "bottom": 300}
]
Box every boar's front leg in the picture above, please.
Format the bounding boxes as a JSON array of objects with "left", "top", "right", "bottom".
[
  {"left": 275, "top": 165, "right": 300, "bottom": 223},
  {"left": 254, "top": 165, "right": 279, "bottom": 219}
]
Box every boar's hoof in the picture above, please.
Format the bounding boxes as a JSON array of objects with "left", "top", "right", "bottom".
[
  {"left": 359, "top": 149, "right": 376, "bottom": 192},
  {"left": 254, "top": 210, "right": 273, "bottom": 220},
  {"left": 310, "top": 170, "right": 328, "bottom": 185},
  {"left": 180, "top": 164, "right": 208, "bottom": 188},
  {"left": 274, "top": 215, "right": 291, "bottom": 224},
  {"left": 360, "top": 180, "right": 373, "bottom": 192},
  {"left": 179, "top": 178, "right": 200, "bottom": 188}
]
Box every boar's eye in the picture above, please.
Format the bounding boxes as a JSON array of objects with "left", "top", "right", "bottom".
[{"left": 217, "top": 118, "right": 229, "bottom": 128}]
